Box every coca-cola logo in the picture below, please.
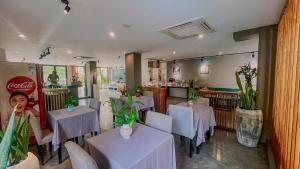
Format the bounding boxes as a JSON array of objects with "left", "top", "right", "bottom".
[{"left": 6, "top": 76, "right": 36, "bottom": 94}]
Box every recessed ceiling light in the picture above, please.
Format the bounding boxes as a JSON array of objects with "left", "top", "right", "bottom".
[
  {"left": 18, "top": 34, "right": 26, "bottom": 39},
  {"left": 172, "top": 51, "right": 176, "bottom": 55},
  {"left": 67, "top": 49, "right": 72, "bottom": 54},
  {"left": 198, "top": 34, "right": 204, "bottom": 39},
  {"left": 109, "top": 32, "right": 115, "bottom": 38},
  {"left": 218, "top": 51, "right": 223, "bottom": 55}
]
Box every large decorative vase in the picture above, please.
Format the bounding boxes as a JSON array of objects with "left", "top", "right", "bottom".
[
  {"left": 120, "top": 124, "right": 133, "bottom": 139},
  {"left": 235, "top": 107, "right": 263, "bottom": 147},
  {"left": 7, "top": 152, "right": 40, "bottom": 169},
  {"left": 187, "top": 100, "right": 194, "bottom": 107}
]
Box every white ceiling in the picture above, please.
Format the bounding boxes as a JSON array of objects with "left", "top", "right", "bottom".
[{"left": 0, "top": 0, "right": 285, "bottom": 67}]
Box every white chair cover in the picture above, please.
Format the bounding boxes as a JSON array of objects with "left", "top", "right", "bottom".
[
  {"left": 143, "top": 91, "right": 154, "bottom": 97},
  {"left": 65, "top": 141, "right": 98, "bottom": 169},
  {"left": 168, "top": 104, "right": 195, "bottom": 139},
  {"left": 28, "top": 111, "right": 53, "bottom": 145},
  {"left": 195, "top": 97, "right": 209, "bottom": 106},
  {"left": 145, "top": 111, "right": 172, "bottom": 133},
  {"left": 89, "top": 99, "right": 101, "bottom": 113}
]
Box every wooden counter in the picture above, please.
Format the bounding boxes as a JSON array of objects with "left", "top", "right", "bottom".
[{"left": 142, "top": 87, "right": 167, "bottom": 114}]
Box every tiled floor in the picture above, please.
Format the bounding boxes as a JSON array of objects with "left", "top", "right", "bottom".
[{"left": 32, "top": 90, "right": 268, "bottom": 169}]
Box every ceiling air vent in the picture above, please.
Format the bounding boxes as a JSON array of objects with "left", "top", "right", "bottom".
[
  {"left": 160, "top": 17, "right": 216, "bottom": 40},
  {"left": 73, "top": 56, "right": 94, "bottom": 60}
]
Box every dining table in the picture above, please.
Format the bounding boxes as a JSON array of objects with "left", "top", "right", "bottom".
[
  {"left": 176, "top": 102, "right": 216, "bottom": 146},
  {"left": 86, "top": 123, "right": 176, "bottom": 169},
  {"left": 48, "top": 105, "right": 100, "bottom": 163}
]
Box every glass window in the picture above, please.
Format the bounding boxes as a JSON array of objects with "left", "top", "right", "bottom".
[
  {"left": 41, "top": 65, "right": 67, "bottom": 87},
  {"left": 56, "top": 66, "right": 67, "bottom": 86},
  {"left": 97, "top": 68, "right": 109, "bottom": 88},
  {"left": 112, "top": 68, "right": 125, "bottom": 82},
  {"left": 42, "top": 65, "right": 54, "bottom": 84},
  {"left": 75, "top": 66, "right": 85, "bottom": 85}
]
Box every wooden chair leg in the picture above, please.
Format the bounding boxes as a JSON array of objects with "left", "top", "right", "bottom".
[
  {"left": 37, "top": 144, "right": 44, "bottom": 164},
  {"left": 206, "top": 129, "right": 211, "bottom": 141},
  {"left": 58, "top": 144, "right": 62, "bottom": 163},
  {"left": 94, "top": 131, "right": 98, "bottom": 136},
  {"left": 91, "top": 132, "right": 94, "bottom": 136},
  {"left": 180, "top": 136, "right": 185, "bottom": 142},
  {"left": 49, "top": 142, "right": 53, "bottom": 155},
  {"left": 189, "top": 139, "right": 193, "bottom": 158},
  {"left": 75, "top": 137, "right": 78, "bottom": 144}
]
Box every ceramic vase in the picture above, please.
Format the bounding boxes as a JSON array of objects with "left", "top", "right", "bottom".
[
  {"left": 120, "top": 124, "right": 132, "bottom": 139},
  {"left": 235, "top": 107, "right": 263, "bottom": 147},
  {"left": 187, "top": 100, "right": 194, "bottom": 107},
  {"left": 7, "top": 152, "right": 40, "bottom": 169}
]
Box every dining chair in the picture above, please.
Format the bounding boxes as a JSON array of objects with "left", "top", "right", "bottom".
[
  {"left": 195, "top": 97, "right": 210, "bottom": 106},
  {"left": 143, "top": 91, "right": 154, "bottom": 97},
  {"left": 28, "top": 112, "right": 53, "bottom": 164},
  {"left": 168, "top": 104, "right": 195, "bottom": 158},
  {"left": 65, "top": 141, "right": 98, "bottom": 169},
  {"left": 145, "top": 111, "right": 173, "bottom": 133},
  {"left": 89, "top": 99, "right": 101, "bottom": 135}
]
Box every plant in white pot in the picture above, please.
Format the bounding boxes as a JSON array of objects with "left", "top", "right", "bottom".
[
  {"left": 0, "top": 106, "right": 39, "bottom": 169},
  {"left": 187, "top": 80, "right": 197, "bottom": 106},
  {"left": 235, "top": 63, "right": 263, "bottom": 147},
  {"left": 110, "top": 94, "right": 140, "bottom": 139}
]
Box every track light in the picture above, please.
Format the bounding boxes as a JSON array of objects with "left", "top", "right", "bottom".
[
  {"left": 64, "top": 5, "right": 70, "bottom": 14},
  {"left": 39, "top": 47, "right": 51, "bottom": 59},
  {"left": 61, "top": 0, "right": 70, "bottom": 14},
  {"left": 201, "top": 57, "right": 204, "bottom": 62}
]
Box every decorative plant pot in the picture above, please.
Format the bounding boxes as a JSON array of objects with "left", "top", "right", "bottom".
[
  {"left": 235, "top": 107, "right": 263, "bottom": 147},
  {"left": 67, "top": 105, "right": 74, "bottom": 112},
  {"left": 187, "top": 100, "right": 194, "bottom": 107},
  {"left": 120, "top": 124, "right": 133, "bottom": 139},
  {"left": 7, "top": 152, "right": 40, "bottom": 169}
]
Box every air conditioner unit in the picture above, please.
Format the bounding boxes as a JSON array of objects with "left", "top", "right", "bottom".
[{"left": 160, "top": 17, "right": 216, "bottom": 40}]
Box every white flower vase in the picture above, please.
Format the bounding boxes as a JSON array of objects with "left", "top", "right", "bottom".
[
  {"left": 7, "top": 152, "right": 40, "bottom": 169},
  {"left": 187, "top": 100, "right": 194, "bottom": 107},
  {"left": 120, "top": 124, "right": 133, "bottom": 139}
]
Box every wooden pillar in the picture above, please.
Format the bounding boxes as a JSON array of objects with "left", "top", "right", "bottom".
[
  {"left": 84, "top": 61, "right": 97, "bottom": 98},
  {"left": 125, "top": 52, "right": 141, "bottom": 93}
]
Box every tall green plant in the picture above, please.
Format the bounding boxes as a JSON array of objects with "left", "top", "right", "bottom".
[
  {"left": 110, "top": 94, "right": 141, "bottom": 127},
  {"left": 187, "top": 87, "right": 197, "bottom": 101},
  {"left": 236, "top": 63, "right": 257, "bottom": 110},
  {"left": 0, "top": 106, "right": 30, "bottom": 168}
]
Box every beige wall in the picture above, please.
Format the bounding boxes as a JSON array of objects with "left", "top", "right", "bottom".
[{"left": 166, "top": 53, "right": 258, "bottom": 88}]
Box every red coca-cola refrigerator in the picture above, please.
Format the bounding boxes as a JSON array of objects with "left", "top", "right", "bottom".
[{"left": 0, "top": 62, "right": 45, "bottom": 143}]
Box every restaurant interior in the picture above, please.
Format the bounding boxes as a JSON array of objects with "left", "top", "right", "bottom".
[{"left": 0, "top": 0, "right": 298, "bottom": 169}]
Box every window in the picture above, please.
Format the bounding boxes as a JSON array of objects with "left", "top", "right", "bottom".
[
  {"left": 112, "top": 68, "right": 125, "bottom": 82},
  {"left": 75, "top": 66, "right": 85, "bottom": 85},
  {"left": 96, "top": 67, "right": 109, "bottom": 88},
  {"left": 41, "top": 65, "right": 67, "bottom": 87}
]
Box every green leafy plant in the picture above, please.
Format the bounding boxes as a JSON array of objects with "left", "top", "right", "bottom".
[
  {"left": 65, "top": 95, "right": 77, "bottom": 107},
  {"left": 236, "top": 63, "right": 257, "bottom": 110},
  {"left": 187, "top": 87, "right": 197, "bottom": 101},
  {"left": 0, "top": 106, "right": 30, "bottom": 168},
  {"left": 110, "top": 94, "right": 141, "bottom": 127}
]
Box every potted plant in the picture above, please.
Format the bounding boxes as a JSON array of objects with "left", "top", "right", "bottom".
[
  {"left": 187, "top": 80, "right": 197, "bottom": 106},
  {"left": 235, "top": 63, "right": 263, "bottom": 147},
  {"left": 0, "top": 106, "right": 39, "bottom": 169},
  {"left": 110, "top": 94, "right": 140, "bottom": 139},
  {"left": 65, "top": 95, "right": 77, "bottom": 112}
]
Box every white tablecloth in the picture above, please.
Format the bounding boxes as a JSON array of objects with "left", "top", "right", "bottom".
[
  {"left": 86, "top": 124, "right": 176, "bottom": 169},
  {"left": 177, "top": 102, "right": 216, "bottom": 146},
  {"left": 48, "top": 106, "right": 100, "bottom": 151}
]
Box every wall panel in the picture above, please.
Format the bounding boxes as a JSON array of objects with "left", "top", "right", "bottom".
[{"left": 271, "top": 0, "right": 300, "bottom": 168}]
